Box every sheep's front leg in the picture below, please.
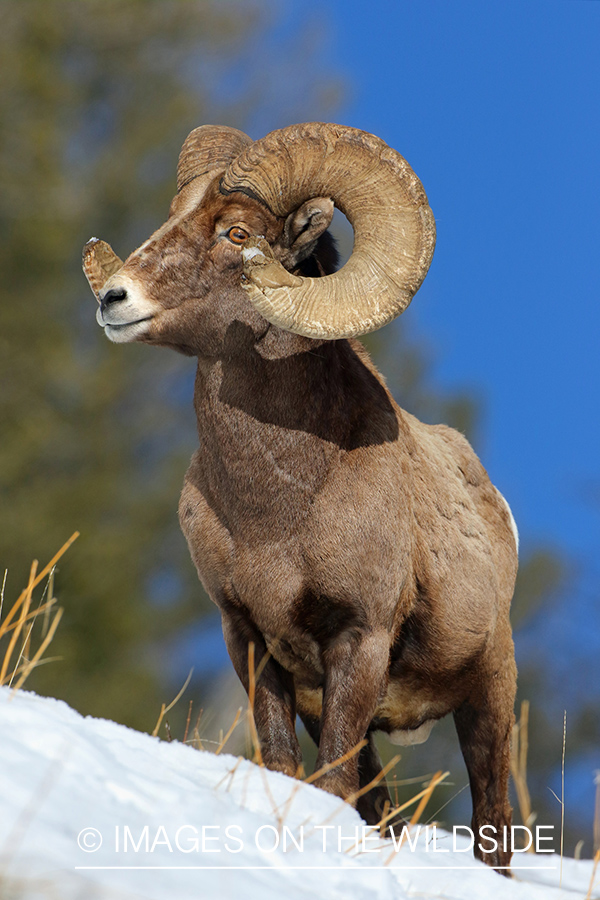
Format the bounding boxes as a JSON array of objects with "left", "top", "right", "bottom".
[
  {"left": 356, "top": 733, "right": 405, "bottom": 832},
  {"left": 299, "top": 709, "right": 396, "bottom": 829},
  {"left": 221, "top": 610, "right": 302, "bottom": 777},
  {"left": 314, "top": 630, "right": 390, "bottom": 802}
]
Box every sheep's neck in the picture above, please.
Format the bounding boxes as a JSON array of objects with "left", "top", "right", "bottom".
[{"left": 192, "top": 335, "right": 399, "bottom": 534}]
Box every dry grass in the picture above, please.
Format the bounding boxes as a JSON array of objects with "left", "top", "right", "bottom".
[
  {"left": 511, "top": 701, "right": 577, "bottom": 874},
  {"left": 511, "top": 699, "right": 536, "bottom": 844},
  {"left": 152, "top": 639, "right": 455, "bottom": 856},
  {"left": 246, "top": 641, "right": 264, "bottom": 765},
  {"left": 511, "top": 703, "right": 599, "bottom": 877},
  {"left": 154, "top": 652, "right": 596, "bottom": 869},
  {"left": 0, "top": 534, "right": 78, "bottom": 897},
  {"left": 5, "top": 537, "right": 600, "bottom": 888},
  {"left": 586, "top": 847, "right": 600, "bottom": 900},
  {"left": 594, "top": 770, "right": 600, "bottom": 856},
  {"left": 151, "top": 668, "right": 193, "bottom": 738},
  {"left": 0, "top": 533, "right": 78, "bottom": 692}
]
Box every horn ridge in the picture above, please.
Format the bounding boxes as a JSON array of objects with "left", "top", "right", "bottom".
[
  {"left": 223, "top": 122, "right": 436, "bottom": 339},
  {"left": 177, "top": 124, "right": 252, "bottom": 193}
]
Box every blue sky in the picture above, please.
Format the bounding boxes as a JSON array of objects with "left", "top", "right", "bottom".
[{"left": 263, "top": 0, "right": 600, "bottom": 566}]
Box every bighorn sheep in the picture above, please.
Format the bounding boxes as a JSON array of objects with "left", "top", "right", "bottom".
[{"left": 83, "top": 123, "right": 518, "bottom": 871}]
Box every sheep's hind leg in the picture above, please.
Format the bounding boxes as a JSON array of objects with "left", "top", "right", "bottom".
[{"left": 453, "top": 657, "right": 516, "bottom": 875}]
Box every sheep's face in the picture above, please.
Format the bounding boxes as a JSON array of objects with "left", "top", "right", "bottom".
[{"left": 93, "top": 176, "right": 334, "bottom": 357}]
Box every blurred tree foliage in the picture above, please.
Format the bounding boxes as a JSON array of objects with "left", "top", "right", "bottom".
[{"left": 0, "top": 0, "right": 342, "bottom": 729}]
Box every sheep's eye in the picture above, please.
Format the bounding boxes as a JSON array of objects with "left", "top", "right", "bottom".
[{"left": 227, "top": 226, "right": 249, "bottom": 245}]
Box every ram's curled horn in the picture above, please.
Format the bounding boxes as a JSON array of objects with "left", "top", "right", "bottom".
[
  {"left": 221, "top": 122, "right": 436, "bottom": 339},
  {"left": 82, "top": 238, "right": 124, "bottom": 300},
  {"left": 177, "top": 124, "right": 252, "bottom": 193}
]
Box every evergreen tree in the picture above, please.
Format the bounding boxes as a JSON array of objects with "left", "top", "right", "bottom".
[{"left": 0, "top": 0, "right": 341, "bottom": 729}]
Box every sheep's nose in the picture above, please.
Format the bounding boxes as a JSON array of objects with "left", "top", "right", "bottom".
[{"left": 100, "top": 287, "right": 127, "bottom": 314}]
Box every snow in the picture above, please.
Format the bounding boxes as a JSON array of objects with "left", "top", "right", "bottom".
[{"left": 0, "top": 687, "right": 597, "bottom": 900}]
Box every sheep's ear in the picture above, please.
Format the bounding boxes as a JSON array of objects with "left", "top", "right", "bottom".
[
  {"left": 282, "top": 197, "right": 334, "bottom": 267},
  {"left": 82, "top": 238, "right": 124, "bottom": 300}
]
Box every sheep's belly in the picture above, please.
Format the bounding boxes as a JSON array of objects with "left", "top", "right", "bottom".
[
  {"left": 295, "top": 679, "right": 445, "bottom": 747},
  {"left": 387, "top": 720, "right": 436, "bottom": 746}
]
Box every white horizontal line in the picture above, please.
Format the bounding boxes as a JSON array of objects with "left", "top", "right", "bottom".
[{"left": 75, "top": 865, "right": 558, "bottom": 871}]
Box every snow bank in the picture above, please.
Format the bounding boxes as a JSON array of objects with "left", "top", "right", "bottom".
[{"left": 0, "top": 687, "right": 597, "bottom": 900}]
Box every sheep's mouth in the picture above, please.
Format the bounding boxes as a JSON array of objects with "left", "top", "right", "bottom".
[
  {"left": 103, "top": 316, "right": 154, "bottom": 343},
  {"left": 104, "top": 316, "right": 154, "bottom": 329}
]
